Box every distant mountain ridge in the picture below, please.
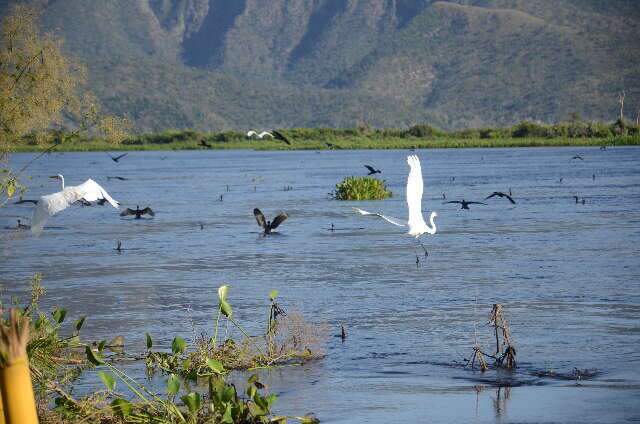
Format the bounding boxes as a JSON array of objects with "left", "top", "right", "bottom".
[{"left": 2, "top": 0, "right": 638, "bottom": 131}]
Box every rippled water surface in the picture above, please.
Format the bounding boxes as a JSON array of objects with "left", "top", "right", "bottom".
[{"left": 2, "top": 147, "right": 640, "bottom": 423}]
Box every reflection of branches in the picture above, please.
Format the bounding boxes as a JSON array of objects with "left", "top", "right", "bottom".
[{"left": 492, "top": 386, "right": 511, "bottom": 418}]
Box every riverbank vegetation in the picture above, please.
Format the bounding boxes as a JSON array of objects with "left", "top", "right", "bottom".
[
  {"left": 3, "top": 275, "right": 322, "bottom": 423},
  {"left": 10, "top": 119, "right": 640, "bottom": 153}
]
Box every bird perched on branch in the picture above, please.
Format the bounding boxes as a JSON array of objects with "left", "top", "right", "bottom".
[
  {"left": 31, "top": 174, "right": 119, "bottom": 235},
  {"left": 485, "top": 191, "right": 516, "bottom": 204},
  {"left": 120, "top": 205, "right": 154, "bottom": 219},
  {"left": 444, "top": 199, "right": 486, "bottom": 210},
  {"left": 254, "top": 208, "right": 288, "bottom": 235},
  {"left": 364, "top": 165, "right": 381, "bottom": 175}
]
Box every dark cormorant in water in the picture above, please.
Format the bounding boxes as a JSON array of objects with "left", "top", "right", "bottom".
[{"left": 120, "top": 205, "right": 154, "bottom": 219}]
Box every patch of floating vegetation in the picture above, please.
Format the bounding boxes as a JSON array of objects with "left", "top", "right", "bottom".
[
  {"left": 333, "top": 176, "right": 392, "bottom": 201},
  {"left": 4, "top": 275, "right": 322, "bottom": 423}
]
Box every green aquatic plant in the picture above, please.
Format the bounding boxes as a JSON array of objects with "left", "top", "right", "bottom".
[
  {"left": 145, "top": 285, "right": 325, "bottom": 375},
  {"left": 3, "top": 277, "right": 321, "bottom": 423},
  {"left": 333, "top": 176, "right": 392, "bottom": 200}
]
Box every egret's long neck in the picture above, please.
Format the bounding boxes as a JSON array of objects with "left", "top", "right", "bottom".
[
  {"left": 425, "top": 212, "right": 437, "bottom": 235},
  {"left": 59, "top": 175, "right": 65, "bottom": 189}
]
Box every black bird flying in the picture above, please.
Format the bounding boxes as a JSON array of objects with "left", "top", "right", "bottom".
[
  {"left": 572, "top": 155, "right": 584, "bottom": 160},
  {"left": 485, "top": 191, "right": 516, "bottom": 204},
  {"left": 107, "top": 176, "right": 129, "bottom": 181},
  {"left": 271, "top": 130, "right": 292, "bottom": 145},
  {"left": 364, "top": 165, "right": 381, "bottom": 175},
  {"left": 199, "top": 140, "right": 213, "bottom": 149},
  {"left": 120, "top": 205, "right": 154, "bottom": 219},
  {"left": 254, "top": 208, "right": 288, "bottom": 235},
  {"left": 107, "top": 152, "right": 128, "bottom": 163},
  {"left": 444, "top": 199, "right": 487, "bottom": 210}
]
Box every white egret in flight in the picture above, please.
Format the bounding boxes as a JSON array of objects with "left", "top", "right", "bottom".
[
  {"left": 353, "top": 155, "right": 437, "bottom": 254},
  {"left": 247, "top": 130, "right": 292, "bottom": 145},
  {"left": 31, "top": 174, "right": 119, "bottom": 235},
  {"left": 247, "top": 130, "right": 274, "bottom": 139}
]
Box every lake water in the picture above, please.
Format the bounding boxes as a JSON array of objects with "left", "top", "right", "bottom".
[{"left": 1, "top": 147, "right": 640, "bottom": 423}]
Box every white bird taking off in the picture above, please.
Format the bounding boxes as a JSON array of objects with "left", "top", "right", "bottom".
[
  {"left": 31, "top": 174, "right": 119, "bottom": 235},
  {"left": 247, "top": 131, "right": 274, "bottom": 139},
  {"left": 353, "top": 155, "right": 437, "bottom": 253}
]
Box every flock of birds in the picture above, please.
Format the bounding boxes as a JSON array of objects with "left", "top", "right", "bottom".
[{"left": 9, "top": 145, "right": 600, "bottom": 266}]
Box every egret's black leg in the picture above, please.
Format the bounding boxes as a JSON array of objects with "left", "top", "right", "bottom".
[{"left": 417, "top": 239, "right": 429, "bottom": 257}]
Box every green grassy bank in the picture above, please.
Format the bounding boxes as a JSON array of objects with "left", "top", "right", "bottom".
[{"left": 12, "top": 122, "right": 640, "bottom": 152}]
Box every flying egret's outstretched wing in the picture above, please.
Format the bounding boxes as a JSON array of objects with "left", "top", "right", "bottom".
[
  {"left": 31, "top": 179, "right": 119, "bottom": 235},
  {"left": 75, "top": 180, "right": 119, "bottom": 208},
  {"left": 247, "top": 130, "right": 257, "bottom": 137},
  {"left": 31, "top": 191, "right": 74, "bottom": 235},
  {"left": 270, "top": 212, "right": 288, "bottom": 230},
  {"left": 352, "top": 207, "right": 406, "bottom": 227},
  {"left": 258, "top": 131, "right": 274, "bottom": 139},
  {"left": 142, "top": 207, "right": 155, "bottom": 216},
  {"left": 254, "top": 208, "right": 267, "bottom": 229},
  {"left": 271, "top": 130, "right": 291, "bottom": 145},
  {"left": 406, "top": 155, "right": 426, "bottom": 230}
]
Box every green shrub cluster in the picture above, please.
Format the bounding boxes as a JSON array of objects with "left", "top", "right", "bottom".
[{"left": 334, "top": 176, "right": 392, "bottom": 200}]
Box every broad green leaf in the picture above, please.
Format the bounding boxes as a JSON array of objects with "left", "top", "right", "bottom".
[
  {"left": 254, "top": 394, "right": 268, "bottom": 411},
  {"left": 85, "top": 346, "right": 104, "bottom": 366},
  {"left": 270, "top": 416, "right": 287, "bottom": 424},
  {"left": 172, "top": 336, "right": 186, "bottom": 354},
  {"left": 74, "top": 316, "right": 85, "bottom": 332},
  {"left": 146, "top": 332, "right": 153, "bottom": 349},
  {"left": 221, "top": 404, "right": 233, "bottom": 424},
  {"left": 248, "top": 374, "right": 259, "bottom": 384},
  {"left": 52, "top": 308, "right": 66, "bottom": 324},
  {"left": 167, "top": 373, "right": 180, "bottom": 396},
  {"left": 266, "top": 393, "right": 278, "bottom": 407},
  {"left": 97, "top": 371, "right": 116, "bottom": 391},
  {"left": 111, "top": 398, "right": 133, "bottom": 417},
  {"left": 97, "top": 340, "right": 107, "bottom": 352},
  {"left": 220, "top": 299, "right": 233, "bottom": 318},
  {"left": 269, "top": 290, "right": 279, "bottom": 301},
  {"left": 6, "top": 181, "right": 15, "bottom": 198},
  {"left": 246, "top": 384, "right": 256, "bottom": 398},
  {"left": 206, "top": 358, "right": 224, "bottom": 374},
  {"left": 218, "top": 285, "right": 229, "bottom": 302},
  {"left": 180, "top": 392, "right": 202, "bottom": 414},
  {"left": 249, "top": 402, "right": 268, "bottom": 417}
]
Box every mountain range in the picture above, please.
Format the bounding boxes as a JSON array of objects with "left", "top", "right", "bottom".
[{"left": 2, "top": 0, "right": 639, "bottom": 131}]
